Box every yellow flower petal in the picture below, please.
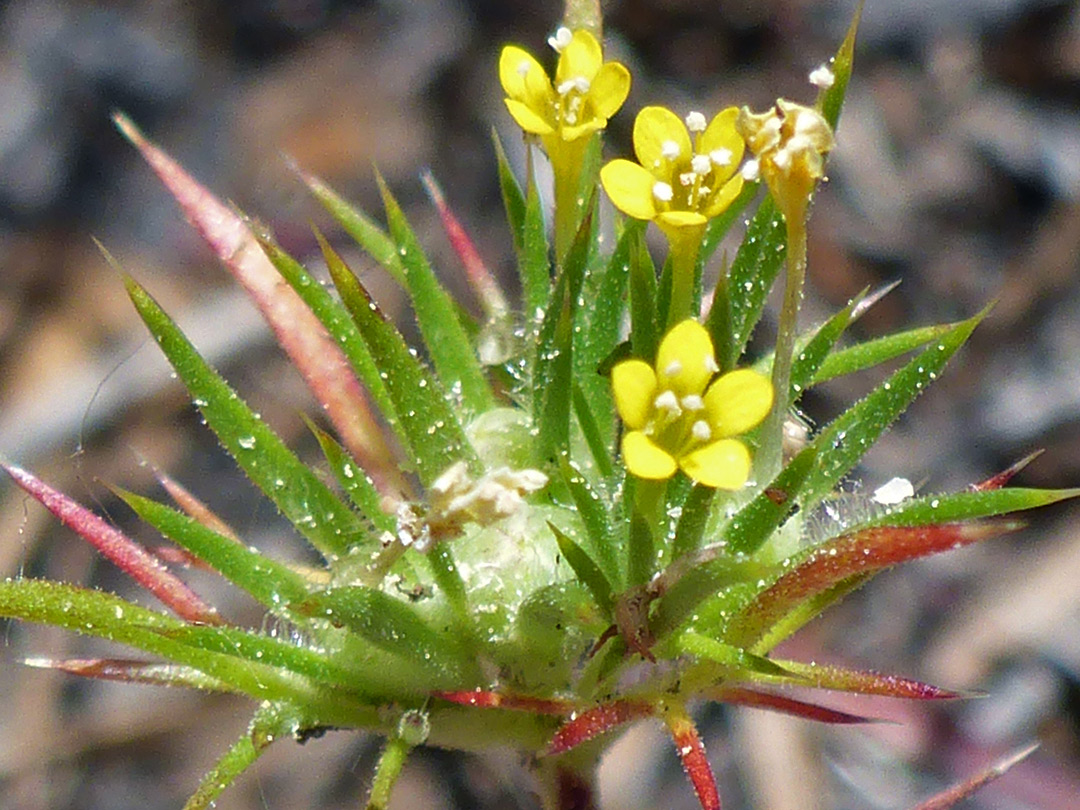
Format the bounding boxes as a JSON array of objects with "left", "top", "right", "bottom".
[
  {"left": 504, "top": 99, "right": 555, "bottom": 135},
  {"left": 680, "top": 439, "right": 751, "bottom": 489},
  {"left": 703, "top": 369, "right": 773, "bottom": 438},
  {"left": 499, "top": 46, "right": 548, "bottom": 104},
  {"left": 556, "top": 29, "right": 603, "bottom": 85},
  {"left": 700, "top": 107, "right": 745, "bottom": 180},
  {"left": 701, "top": 174, "right": 745, "bottom": 219},
  {"left": 611, "top": 359, "right": 657, "bottom": 429},
  {"left": 633, "top": 106, "right": 691, "bottom": 174},
  {"left": 601, "top": 160, "right": 659, "bottom": 220},
  {"left": 622, "top": 431, "right": 678, "bottom": 480},
  {"left": 587, "top": 62, "right": 631, "bottom": 120},
  {"left": 655, "top": 320, "right": 716, "bottom": 396}
]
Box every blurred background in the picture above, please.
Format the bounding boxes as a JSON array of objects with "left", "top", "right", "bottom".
[{"left": 1, "top": 0, "right": 1079, "bottom": 807}]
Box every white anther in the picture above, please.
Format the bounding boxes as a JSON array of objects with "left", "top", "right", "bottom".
[
  {"left": 548, "top": 27, "right": 573, "bottom": 52},
  {"left": 703, "top": 355, "right": 720, "bottom": 373},
  {"left": 661, "top": 140, "right": 681, "bottom": 160},
  {"left": 678, "top": 171, "right": 696, "bottom": 186},
  {"left": 652, "top": 182, "right": 674, "bottom": 202},
  {"left": 809, "top": 64, "right": 835, "bottom": 89},
  {"left": 654, "top": 390, "right": 680, "bottom": 414},
  {"left": 564, "top": 110, "right": 578, "bottom": 125},
  {"left": 691, "top": 420, "right": 712, "bottom": 441},
  {"left": 516, "top": 60, "right": 531, "bottom": 77},
  {"left": 697, "top": 185, "right": 710, "bottom": 198},
  {"left": 556, "top": 79, "right": 576, "bottom": 95},
  {"left": 710, "top": 148, "right": 732, "bottom": 166},
  {"left": 573, "top": 76, "right": 591, "bottom": 93},
  {"left": 786, "top": 134, "right": 812, "bottom": 154},
  {"left": 741, "top": 159, "right": 760, "bottom": 181},
  {"left": 773, "top": 148, "right": 791, "bottom": 170},
  {"left": 681, "top": 395, "right": 704, "bottom": 411},
  {"left": 685, "top": 111, "right": 707, "bottom": 132},
  {"left": 691, "top": 154, "right": 712, "bottom": 175},
  {"left": 664, "top": 360, "right": 683, "bottom": 376}
]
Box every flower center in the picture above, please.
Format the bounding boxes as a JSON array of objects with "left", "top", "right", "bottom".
[{"left": 553, "top": 75, "right": 592, "bottom": 128}]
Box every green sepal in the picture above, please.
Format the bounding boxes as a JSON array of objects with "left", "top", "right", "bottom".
[
  {"left": 124, "top": 276, "right": 372, "bottom": 559},
  {"left": 299, "top": 170, "right": 406, "bottom": 286},
  {"left": 797, "top": 304, "right": 990, "bottom": 510},
  {"left": 304, "top": 415, "right": 394, "bottom": 533},
  {"left": 114, "top": 488, "right": 312, "bottom": 609},
  {"left": 321, "top": 240, "right": 479, "bottom": 487},
  {"left": 492, "top": 127, "right": 527, "bottom": 253},
  {"left": 811, "top": 321, "right": 958, "bottom": 386},
  {"left": 295, "top": 586, "right": 481, "bottom": 686},
  {"left": 374, "top": 170, "right": 494, "bottom": 414},
  {"left": 548, "top": 521, "right": 614, "bottom": 616}
]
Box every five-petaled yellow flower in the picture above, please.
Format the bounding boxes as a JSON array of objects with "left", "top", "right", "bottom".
[
  {"left": 499, "top": 27, "right": 630, "bottom": 167},
  {"left": 736, "top": 99, "right": 834, "bottom": 223},
  {"left": 600, "top": 106, "right": 746, "bottom": 240},
  {"left": 612, "top": 320, "right": 773, "bottom": 489}
]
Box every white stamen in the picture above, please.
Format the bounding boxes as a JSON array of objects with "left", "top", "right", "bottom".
[
  {"left": 692, "top": 420, "right": 712, "bottom": 441},
  {"left": 809, "top": 64, "right": 835, "bottom": 89},
  {"left": 548, "top": 27, "right": 573, "bottom": 52},
  {"left": 681, "top": 395, "right": 704, "bottom": 411},
  {"left": 516, "top": 60, "right": 531, "bottom": 78},
  {"left": 654, "top": 390, "right": 680, "bottom": 414},
  {"left": 703, "top": 355, "right": 720, "bottom": 373},
  {"left": 678, "top": 171, "right": 696, "bottom": 186},
  {"left": 556, "top": 79, "right": 576, "bottom": 95},
  {"left": 741, "top": 159, "right": 760, "bottom": 181},
  {"left": 664, "top": 360, "right": 683, "bottom": 376},
  {"left": 685, "top": 111, "right": 707, "bottom": 132},
  {"left": 773, "top": 148, "right": 791, "bottom": 170},
  {"left": 697, "top": 185, "right": 710, "bottom": 198},
  {"left": 572, "top": 76, "right": 591, "bottom": 94},
  {"left": 564, "top": 110, "right": 578, "bottom": 125},
  {"left": 786, "top": 133, "right": 812, "bottom": 153},
  {"left": 710, "top": 148, "right": 733, "bottom": 166},
  {"left": 691, "top": 154, "right": 712, "bottom": 175},
  {"left": 872, "top": 477, "right": 914, "bottom": 505},
  {"left": 661, "top": 140, "right": 681, "bottom": 160},
  {"left": 652, "top": 182, "right": 674, "bottom": 202}
]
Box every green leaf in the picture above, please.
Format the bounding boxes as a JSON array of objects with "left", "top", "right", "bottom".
[
  {"left": 726, "top": 444, "right": 820, "bottom": 555},
  {"left": 818, "top": 1, "right": 863, "bottom": 130},
  {"left": 797, "top": 305, "right": 990, "bottom": 511},
  {"left": 305, "top": 416, "right": 394, "bottom": 533},
  {"left": 628, "top": 223, "right": 658, "bottom": 361},
  {"left": 856, "top": 487, "right": 1080, "bottom": 529},
  {"left": 699, "top": 181, "right": 761, "bottom": 271},
  {"left": 675, "top": 631, "right": 792, "bottom": 679},
  {"left": 115, "top": 489, "right": 312, "bottom": 609},
  {"left": 255, "top": 231, "right": 396, "bottom": 428},
  {"left": 124, "top": 276, "right": 374, "bottom": 560},
  {"left": 375, "top": 172, "right": 494, "bottom": 414},
  {"left": 723, "top": 197, "right": 786, "bottom": 369},
  {"left": 321, "top": 240, "right": 479, "bottom": 487},
  {"left": 669, "top": 484, "right": 715, "bottom": 563},
  {"left": 296, "top": 586, "right": 480, "bottom": 685},
  {"left": 548, "top": 522, "right": 614, "bottom": 616},
  {"left": 811, "top": 322, "right": 958, "bottom": 386},
  {"left": 788, "top": 291, "right": 865, "bottom": 400},
  {"left": 298, "top": 168, "right": 406, "bottom": 286},
  {"left": 492, "top": 127, "right": 527, "bottom": 253},
  {"left": 559, "top": 459, "right": 622, "bottom": 588},
  {"left": 572, "top": 381, "right": 615, "bottom": 480},
  {"left": 519, "top": 164, "right": 552, "bottom": 320}
]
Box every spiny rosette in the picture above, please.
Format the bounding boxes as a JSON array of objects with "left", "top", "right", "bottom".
[
  {"left": 498, "top": 27, "right": 630, "bottom": 153},
  {"left": 612, "top": 319, "right": 773, "bottom": 488},
  {"left": 736, "top": 98, "right": 835, "bottom": 223},
  {"left": 600, "top": 105, "right": 747, "bottom": 240}
]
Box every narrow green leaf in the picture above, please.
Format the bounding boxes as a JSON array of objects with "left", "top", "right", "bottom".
[
  {"left": 549, "top": 522, "right": 614, "bottom": 615},
  {"left": 296, "top": 586, "right": 480, "bottom": 685},
  {"left": 305, "top": 416, "right": 394, "bottom": 533},
  {"left": 627, "top": 512, "right": 654, "bottom": 589},
  {"left": 559, "top": 459, "right": 621, "bottom": 588},
  {"left": 726, "top": 444, "right": 820, "bottom": 555},
  {"left": 699, "top": 181, "right": 761, "bottom": 270},
  {"left": 297, "top": 167, "right": 406, "bottom": 285},
  {"left": 857, "top": 487, "right": 1080, "bottom": 529},
  {"left": 670, "top": 484, "right": 715, "bottom": 563},
  {"left": 321, "top": 241, "right": 479, "bottom": 487},
  {"left": 425, "top": 543, "right": 471, "bottom": 636},
  {"left": 788, "top": 291, "right": 865, "bottom": 400},
  {"left": 811, "top": 322, "right": 957, "bottom": 385},
  {"left": 124, "top": 276, "right": 374, "bottom": 559},
  {"left": 818, "top": 1, "right": 863, "bottom": 130},
  {"left": 492, "top": 127, "right": 527, "bottom": 252},
  {"left": 724, "top": 197, "right": 786, "bottom": 368},
  {"left": 675, "top": 631, "right": 791, "bottom": 678},
  {"left": 572, "top": 381, "right": 615, "bottom": 480},
  {"left": 798, "top": 305, "right": 990, "bottom": 510},
  {"left": 628, "top": 223, "right": 658, "bottom": 361},
  {"left": 375, "top": 171, "right": 494, "bottom": 414},
  {"left": 116, "top": 489, "right": 312, "bottom": 609},
  {"left": 519, "top": 173, "right": 551, "bottom": 318}
]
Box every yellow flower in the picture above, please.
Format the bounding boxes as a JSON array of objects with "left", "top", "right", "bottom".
[
  {"left": 599, "top": 106, "right": 745, "bottom": 241},
  {"left": 736, "top": 99, "right": 834, "bottom": 223},
  {"left": 612, "top": 320, "right": 772, "bottom": 489},
  {"left": 499, "top": 27, "right": 630, "bottom": 161}
]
